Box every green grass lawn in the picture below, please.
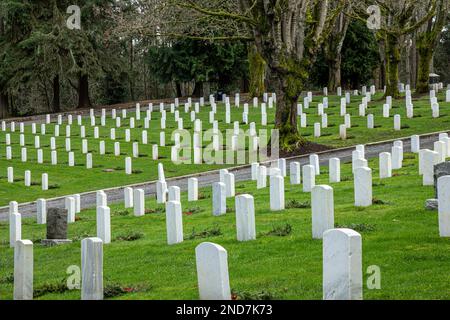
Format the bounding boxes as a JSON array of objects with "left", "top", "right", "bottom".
[
  {"left": 0, "top": 91, "right": 449, "bottom": 206},
  {"left": 1, "top": 152, "right": 449, "bottom": 300}
]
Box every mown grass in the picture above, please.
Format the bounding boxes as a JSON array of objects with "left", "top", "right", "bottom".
[
  {"left": 0, "top": 91, "right": 448, "bottom": 206},
  {"left": 1, "top": 153, "right": 450, "bottom": 300}
]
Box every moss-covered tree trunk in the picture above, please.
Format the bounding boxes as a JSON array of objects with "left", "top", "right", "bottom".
[
  {"left": 248, "top": 44, "right": 266, "bottom": 98},
  {"left": 327, "top": 54, "right": 342, "bottom": 92},
  {"left": 415, "top": 0, "right": 448, "bottom": 94},
  {"left": 416, "top": 44, "right": 433, "bottom": 94},
  {"left": 385, "top": 34, "right": 401, "bottom": 98},
  {"left": 267, "top": 54, "right": 308, "bottom": 151}
]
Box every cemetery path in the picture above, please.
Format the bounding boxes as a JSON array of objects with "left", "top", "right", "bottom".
[{"left": 0, "top": 131, "right": 444, "bottom": 221}]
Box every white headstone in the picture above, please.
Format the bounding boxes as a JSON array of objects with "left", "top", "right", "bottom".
[
  {"left": 156, "top": 181, "right": 167, "bottom": 204},
  {"left": 354, "top": 167, "right": 372, "bottom": 207},
  {"left": 212, "top": 182, "right": 226, "bottom": 216},
  {"left": 10, "top": 212, "right": 21, "bottom": 248},
  {"left": 13, "top": 239, "right": 33, "bottom": 300},
  {"left": 187, "top": 178, "right": 198, "bottom": 202},
  {"left": 195, "top": 242, "right": 231, "bottom": 300},
  {"left": 235, "top": 194, "right": 256, "bottom": 241},
  {"left": 290, "top": 162, "right": 301, "bottom": 185},
  {"left": 312, "top": 185, "right": 334, "bottom": 239},
  {"left": 270, "top": 175, "right": 285, "bottom": 211},
  {"left": 323, "top": 229, "right": 362, "bottom": 300},
  {"left": 168, "top": 186, "right": 181, "bottom": 202},
  {"left": 329, "top": 158, "right": 340, "bottom": 183},
  {"left": 224, "top": 173, "right": 235, "bottom": 198},
  {"left": 124, "top": 187, "right": 133, "bottom": 208},
  {"left": 165, "top": 201, "right": 184, "bottom": 245},
  {"left": 133, "top": 189, "right": 145, "bottom": 216},
  {"left": 438, "top": 176, "right": 450, "bottom": 237},
  {"left": 303, "top": 165, "right": 315, "bottom": 192},
  {"left": 422, "top": 150, "right": 440, "bottom": 185},
  {"left": 257, "top": 166, "right": 267, "bottom": 189},
  {"left": 81, "top": 237, "right": 103, "bottom": 300},
  {"left": 379, "top": 152, "right": 392, "bottom": 179},
  {"left": 96, "top": 206, "right": 111, "bottom": 244}
]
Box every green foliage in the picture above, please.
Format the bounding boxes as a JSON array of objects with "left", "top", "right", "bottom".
[
  {"left": 310, "top": 21, "right": 380, "bottom": 89},
  {"left": 146, "top": 39, "right": 248, "bottom": 94},
  {"left": 341, "top": 21, "right": 380, "bottom": 88},
  {"left": 434, "top": 24, "right": 450, "bottom": 85}
]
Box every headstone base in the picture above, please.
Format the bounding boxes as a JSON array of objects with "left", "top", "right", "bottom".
[
  {"left": 41, "top": 239, "right": 73, "bottom": 246},
  {"left": 425, "top": 199, "right": 438, "bottom": 211}
]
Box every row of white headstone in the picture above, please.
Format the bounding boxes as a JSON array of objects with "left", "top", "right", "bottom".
[
  {"left": 11, "top": 225, "right": 362, "bottom": 301},
  {"left": 4, "top": 168, "right": 48, "bottom": 189},
  {"left": 296, "top": 88, "right": 450, "bottom": 140},
  {"left": 1, "top": 99, "right": 272, "bottom": 171}
]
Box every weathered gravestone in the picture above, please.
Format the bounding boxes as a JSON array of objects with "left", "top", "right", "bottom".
[
  {"left": 41, "top": 208, "right": 72, "bottom": 246},
  {"left": 426, "top": 161, "right": 450, "bottom": 210},
  {"left": 434, "top": 162, "right": 450, "bottom": 198}
]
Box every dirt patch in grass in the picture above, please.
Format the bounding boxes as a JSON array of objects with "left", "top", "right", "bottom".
[
  {"left": 373, "top": 198, "right": 392, "bottom": 205},
  {"left": 145, "top": 207, "right": 165, "bottom": 214},
  {"left": 231, "top": 290, "right": 277, "bottom": 300},
  {"left": 113, "top": 209, "right": 130, "bottom": 216},
  {"left": 104, "top": 283, "right": 151, "bottom": 298},
  {"left": 286, "top": 199, "right": 310, "bottom": 209},
  {"left": 183, "top": 207, "right": 203, "bottom": 215},
  {"left": 114, "top": 231, "right": 144, "bottom": 241},
  {"left": 261, "top": 223, "right": 293, "bottom": 237},
  {"left": 336, "top": 223, "right": 376, "bottom": 232},
  {"left": 186, "top": 224, "right": 222, "bottom": 240},
  {"left": 34, "top": 280, "right": 69, "bottom": 298}
]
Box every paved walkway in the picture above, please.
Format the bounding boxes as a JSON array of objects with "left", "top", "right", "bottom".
[{"left": 0, "top": 130, "right": 445, "bottom": 221}]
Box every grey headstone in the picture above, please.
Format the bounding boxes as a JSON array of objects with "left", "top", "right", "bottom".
[
  {"left": 46, "top": 208, "right": 68, "bottom": 239},
  {"left": 425, "top": 199, "right": 438, "bottom": 211},
  {"left": 434, "top": 162, "right": 450, "bottom": 198}
]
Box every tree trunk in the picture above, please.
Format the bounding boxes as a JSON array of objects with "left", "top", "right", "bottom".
[
  {"left": 175, "top": 82, "right": 182, "bottom": 98},
  {"left": 0, "top": 17, "right": 9, "bottom": 118},
  {"left": 0, "top": 92, "right": 9, "bottom": 119},
  {"left": 192, "top": 82, "right": 203, "bottom": 97},
  {"left": 267, "top": 64, "right": 306, "bottom": 151},
  {"left": 129, "top": 38, "right": 135, "bottom": 101},
  {"left": 410, "top": 35, "right": 418, "bottom": 88},
  {"left": 385, "top": 34, "right": 401, "bottom": 98},
  {"left": 416, "top": 45, "right": 433, "bottom": 94},
  {"left": 248, "top": 44, "right": 266, "bottom": 98},
  {"left": 77, "top": 74, "right": 92, "bottom": 109},
  {"left": 52, "top": 75, "right": 61, "bottom": 113},
  {"left": 327, "top": 54, "right": 342, "bottom": 92}
]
